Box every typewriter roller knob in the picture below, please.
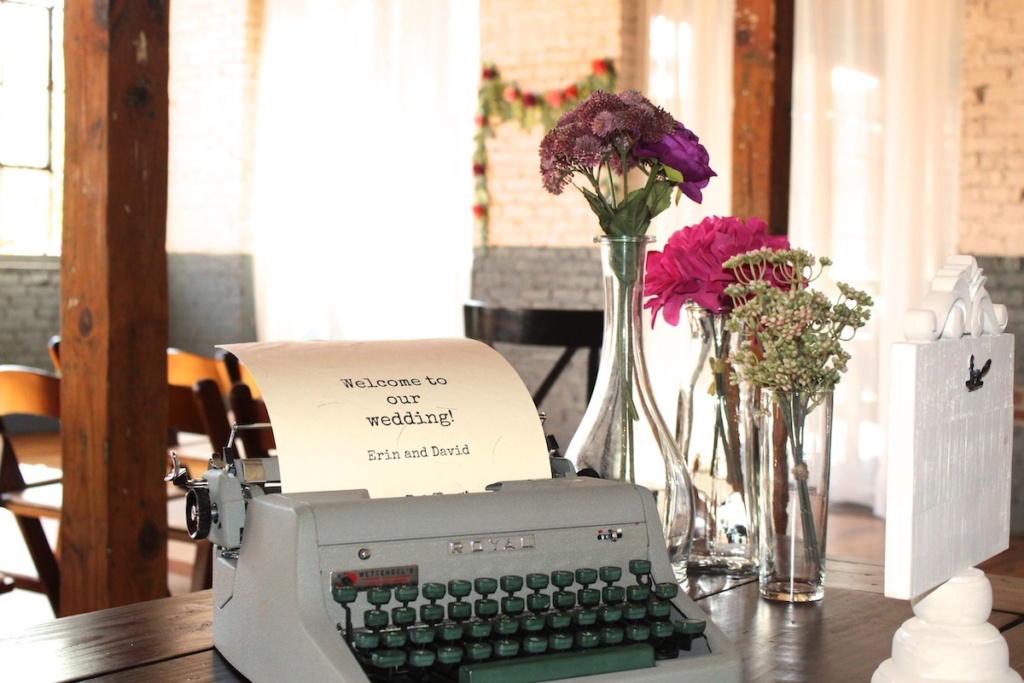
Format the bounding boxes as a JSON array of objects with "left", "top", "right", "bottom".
[{"left": 185, "top": 486, "right": 213, "bottom": 540}]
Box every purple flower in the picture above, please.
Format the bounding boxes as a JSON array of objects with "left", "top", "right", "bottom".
[
  {"left": 644, "top": 216, "right": 789, "bottom": 323},
  {"left": 634, "top": 123, "right": 716, "bottom": 203},
  {"left": 538, "top": 89, "right": 713, "bottom": 235}
]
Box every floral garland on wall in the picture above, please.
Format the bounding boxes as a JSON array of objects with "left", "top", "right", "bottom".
[{"left": 473, "top": 59, "right": 617, "bottom": 245}]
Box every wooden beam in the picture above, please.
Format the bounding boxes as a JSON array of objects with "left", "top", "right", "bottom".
[
  {"left": 732, "top": 0, "right": 795, "bottom": 234},
  {"left": 60, "top": 1, "right": 170, "bottom": 615}
]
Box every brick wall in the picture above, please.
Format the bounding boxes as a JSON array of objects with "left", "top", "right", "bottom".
[
  {"left": 0, "top": 256, "right": 60, "bottom": 370},
  {"left": 166, "top": 0, "right": 262, "bottom": 253},
  {"left": 960, "top": 0, "right": 1024, "bottom": 257}
]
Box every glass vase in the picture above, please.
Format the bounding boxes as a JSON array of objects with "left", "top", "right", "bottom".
[
  {"left": 677, "top": 305, "right": 758, "bottom": 576},
  {"left": 566, "top": 235, "right": 694, "bottom": 578},
  {"left": 758, "top": 389, "right": 834, "bottom": 602}
]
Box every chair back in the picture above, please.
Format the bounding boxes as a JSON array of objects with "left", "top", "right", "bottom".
[
  {"left": 168, "top": 348, "right": 233, "bottom": 395},
  {"left": 463, "top": 301, "right": 603, "bottom": 407},
  {"left": 0, "top": 365, "right": 60, "bottom": 492},
  {"left": 0, "top": 365, "right": 60, "bottom": 420},
  {"left": 229, "top": 382, "right": 276, "bottom": 459}
]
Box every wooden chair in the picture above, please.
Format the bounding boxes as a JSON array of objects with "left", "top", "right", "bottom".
[
  {"left": 463, "top": 300, "right": 604, "bottom": 407},
  {"left": 0, "top": 365, "right": 62, "bottom": 612},
  {"left": 228, "top": 382, "right": 275, "bottom": 459},
  {"left": 168, "top": 347, "right": 234, "bottom": 396}
]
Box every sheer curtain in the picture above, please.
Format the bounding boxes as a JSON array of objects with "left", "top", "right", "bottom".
[
  {"left": 790, "top": 0, "right": 961, "bottom": 513},
  {"left": 643, "top": 0, "right": 736, "bottom": 416},
  {"left": 249, "top": 0, "right": 479, "bottom": 342},
  {"left": 643, "top": 1, "right": 962, "bottom": 514}
]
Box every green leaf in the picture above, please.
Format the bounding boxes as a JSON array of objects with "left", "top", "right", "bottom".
[
  {"left": 647, "top": 180, "right": 673, "bottom": 218},
  {"left": 580, "top": 186, "right": 614, "bottom": 231},
  {"left": 663, "top": 165, "right": 683, "bottom": 183},
  {"left": 609, "top": 186, "right": 651, "bottom": 236}
]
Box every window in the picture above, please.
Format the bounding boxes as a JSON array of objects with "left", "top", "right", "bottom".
[{"left": 0, "top": 0, "right": 63, "bottom": 255}]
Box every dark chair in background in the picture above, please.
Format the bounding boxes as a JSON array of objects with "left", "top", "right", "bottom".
[
  {"left": 463, "top": 300, "right": 603, "bottom": 408},
  {"left": 0, "top": 365, "right": 62, "bottom": 612},
  {"left": 228, "top": 382, "right": 276, "bottom": 459}
]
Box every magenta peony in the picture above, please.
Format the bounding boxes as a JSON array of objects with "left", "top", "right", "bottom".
[{"left": 643, "top": 215, "right": 789, "bottom": 324}]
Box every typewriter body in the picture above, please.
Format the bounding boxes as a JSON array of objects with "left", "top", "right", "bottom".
[{"left": 176, "top": 444, "right": 742, "bottom": 683}]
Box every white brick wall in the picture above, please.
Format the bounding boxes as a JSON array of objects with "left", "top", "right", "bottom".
[{"left": 960, "top": 0, "right": 1024, "bottom": 256}]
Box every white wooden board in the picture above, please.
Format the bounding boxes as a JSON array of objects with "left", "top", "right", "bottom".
[{"left": 884, "top": 334, "right": 1015, "bottom": 600}]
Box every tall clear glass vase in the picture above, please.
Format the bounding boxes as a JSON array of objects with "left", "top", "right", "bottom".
[
  {"left": 566, "top": 235, "right": 695, "bottom": 578},
  {"left": 677, "top": 305, "right": 758, "bottom": 576}
]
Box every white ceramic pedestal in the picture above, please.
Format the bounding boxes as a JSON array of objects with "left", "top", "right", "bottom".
[{"left": 873, "top": 568, "right": 1022, "bottom": 683}]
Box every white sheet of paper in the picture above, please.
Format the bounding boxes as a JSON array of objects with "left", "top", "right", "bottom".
[{"left": 219, "top": 339, "right": 551, "bottom": 498}]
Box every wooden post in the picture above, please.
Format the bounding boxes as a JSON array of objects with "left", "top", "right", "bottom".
[
  {"left": 60, "top": 1, "right": 170, "bottom": 615},
  {"left": 732, "top": 0, "right": 795, "bottom": 234}
]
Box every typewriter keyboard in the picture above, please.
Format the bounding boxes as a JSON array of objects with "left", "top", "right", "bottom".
[{"left": 331, "top": 559, "right": 708, "bottom": 683}]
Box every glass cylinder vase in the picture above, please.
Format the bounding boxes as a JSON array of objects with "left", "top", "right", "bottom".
[
  {"left": 758, "top": 389, "right": 834, "bottom": 602},
  {"left": 677, "top": 305, "right": 758, "bottom": 576},
  {"left": 566, "top": 236, "right": 694, "bottom": 578}
]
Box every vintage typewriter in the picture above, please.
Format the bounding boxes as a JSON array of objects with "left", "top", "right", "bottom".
[{"left": 171, "top": 427, "right": 742, "bottom": 683}]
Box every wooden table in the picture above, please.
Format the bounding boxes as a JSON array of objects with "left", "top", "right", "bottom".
[{"left": 3, "top": 559, "right": 1022, "bottom": 682}]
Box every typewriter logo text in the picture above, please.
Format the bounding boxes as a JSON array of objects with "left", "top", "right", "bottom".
[{"left": 448, "top": 534, "right": 536, "bottom": 555}]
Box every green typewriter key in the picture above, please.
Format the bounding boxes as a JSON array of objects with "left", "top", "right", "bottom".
[
  {"left": 628, "top": 559, "right": 652, "bottom": 578},
  {"left": 382, "top": 630, "right": 407, "bottom": 648},
  {"left": 422, "top": 582, "right": 447, "bottom": 600},
  {"left": 549, "top": 631, "right": 574, "bottom": 652},
  {"left": 494, "top": 638, "right": 520, "bottom": 658},
  {"left": 521, "top": 613, "right": 546, "bottom": 632},
  {"left": 526, "top": 572, "right": 549, "bottom": 591},
  {"left": 600, "top": 626, "right": 625, "bottom": 646},
  {"left": 501, "top": 595, "right": 526, "bottom": 616},
  {"left": 465, "top": 641, "right": 493, "bottom": 662},
  {"left": 552, "top": 590, "right": 576, "bottom": 610},
  {"left": 438, "top": 622, "right": 464, "bottom": 642},
  {"left": 675, "top": 617, "right": 706, "bottom": 635},
  {"left": 598, "top": 604, "right": 623, "bottom": 624},
  {"left": 650, "top": 620, "right": 675, "bottom": 639},
  {"left": 353, "top": 629, "right": 380, "bottom": 650},
  {"left": 436, "top": 645, "right": 463, "bottom": 666},
  {"left": 654, "top": 582, "right": 679, "bottom": 600},
  {"left": 474, "top": 577, "right": 499, "bottom": 596},
  {"left": 575, "top": 567, "right": 598, "bottom": 586},
  {"left": 395, "top": 584, "right": 419, "bottom": 603},
  {"left": 493, "top": 616, "right": 519, "bottom": 636},
  {"left": 647, "top": 600, "right": 671, "bottom": 620},
  {"left": 572, "top": 609, "right": 598, "bottom": 627},
  {"left": 448, "top": 579, "right": 472, "bottom": 598},
  {"left": 526, "top": 591, "right": 550, "bottom": 613},
  {"left": 370, "top": 648, "right": 406, "bottom": 669},
  {"left": 625, "top": 623, "right": 651, "bottom": 642},
  {"left": 624, "top": 603, "right": 648, "bottom": 622},
  {"left": 332, "top": 584, "right": 357, "bottom": 605},
  {"left": 522, "top": 635, "right": 548, "bottom": 655},
  {"left": 546, "top": 611, "right": 572, "bottom": 630},
  {"left": 467, "top": 620, "right": 493, "bottom": 639},
  {"left": 408, "top": 625, "right": 435, "bottom": 646},
  {"left": 474, "top": 598, "right": 499, "bottom": 619},
  {"left": 500, "top": 574, "right": 524, "bottom": 593},
  {"left": 363, "top": 609, "right": 389, "bottom": 630},
  {"left": 626, "top": 584, "right": 650, "bottom": 603},
  {"left": 603, "top": 584, "right": 626, "bottom": 604},
  {"left": 599, "top": 565, "right": 623, "bottom": 583},
  {"left": 367, "top": 586, "right": 392, "bottom": 606},
  {"left": 421, "top": 602, "right": 445, "bottom": 624},
  {"left": 576, "top": 629, "right": 600, "bottom": 649},
  {"left": 551, "top": 570, "right": 575, "bottom": 588},
  {"left": 449, "top": 600, "right": 473, "bottom": 621},
  {"left": 408, "top": 649, "right": 436, "bottom": 668},
  {"left": 392, "top": 605, "right": 417, "bottom": 627},
  {"left": 673, "top": 616, "right": 707, "bottom": 650}
]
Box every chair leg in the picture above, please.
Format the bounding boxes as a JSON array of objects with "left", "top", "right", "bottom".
[
  {"left": 15, "top": 515, "right": 60, "bottom": 614},
  {"left": 190, "top": 541, "right": 213, "bottom": 592}
]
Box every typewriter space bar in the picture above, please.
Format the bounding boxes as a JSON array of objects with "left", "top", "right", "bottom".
[{"left": 458, "top": 643, "right": 656, "bottom": 683}]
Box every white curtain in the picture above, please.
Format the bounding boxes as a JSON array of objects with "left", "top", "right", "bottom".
[
  {"left": 249, "top": 0, "right": 479, "bottom": 342},
  {"left": 643, "top": 0, "right": 736, "bottom": 416},
  {"left": 790, "top": 0, "right": 961, "bottom": 513}
]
